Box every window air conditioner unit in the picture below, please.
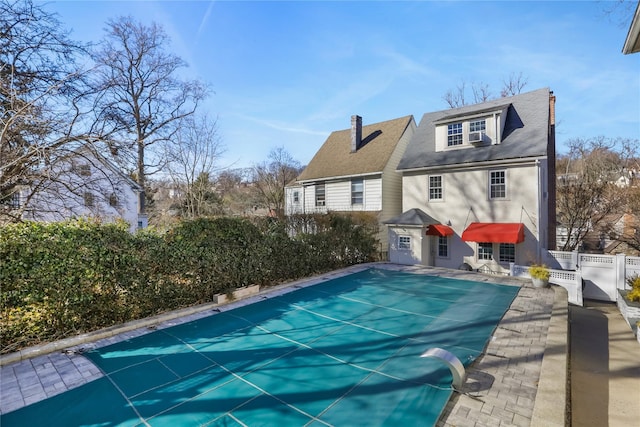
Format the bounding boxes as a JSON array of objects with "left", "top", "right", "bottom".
[{"left": 468, "top": 131, "right": 485, "bottom": 143}]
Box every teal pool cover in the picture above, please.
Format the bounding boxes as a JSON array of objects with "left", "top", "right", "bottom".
[{"left": 2, "top": 268, "right": 519, "bottom": 426}]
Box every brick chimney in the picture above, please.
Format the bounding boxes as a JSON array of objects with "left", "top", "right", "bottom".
[{"left": 351, "top": 115, "right": 362, "bottom": 153}]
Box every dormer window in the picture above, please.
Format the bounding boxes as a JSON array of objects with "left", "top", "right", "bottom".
[
  {"left": 470, "top": 120, "right": 486, "bottom": 132},
  {"left": 447, "top": 123, "right": 463, "bottom": 146},
  {"left": 434, "top": 103, "right": 510, "bottom": 152}
]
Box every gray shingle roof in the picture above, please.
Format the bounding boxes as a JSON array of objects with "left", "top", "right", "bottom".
[
  {"left": 296, "top": 115, "right": 414, "bottom": 182},
  {"left": 398, "top": 88, "right": 551, "bottom": 171},
  {"left": 383, "top": 208, "right": 437, "bottom": 226}
]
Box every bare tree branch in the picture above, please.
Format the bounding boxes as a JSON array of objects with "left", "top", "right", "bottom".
[
  {"left": 90, "top": 16, "right": 208, "bottom": 214},
  {"left": 164, "top": 114, "right": 225, "bottom": 219},
  {"left": 0, "top": 0, "right": 92, "bottom": 223},
  {"left": 251, "top": 147, "right": 302, "bottom": 218}
]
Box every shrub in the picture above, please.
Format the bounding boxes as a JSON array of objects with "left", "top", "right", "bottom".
[
  {"left": 0, "top": 213, "right": 378, "bottom": 353},
  {"left": 626, "top": 275, "right": 640, "bottom": 303}
]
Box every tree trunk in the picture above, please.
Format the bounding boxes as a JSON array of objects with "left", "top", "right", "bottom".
[{"left": 138, "top": 140, "right": 145, "bottom": 214}]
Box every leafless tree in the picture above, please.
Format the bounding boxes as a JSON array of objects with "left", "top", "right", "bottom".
[
  {"left": 600, "top": 0, "right": 637, "bottom": 28},
  {"left": 164, "top": 114, "right": 224, "bottom": 218},
  {"left": 623, "top": 185, "right": 640, "bottom": 253},
  {"left": 90, "top": 16, "right": 208, "bottom": 214},
  {"left": 472, "top": 82, "right": 492, "bottom": 104},
  {"left": 442, "top": 81, "right": 467, "bottom": 108},
  {"left": 0, "top": 0, "right": 91, "bottom": 223},
  {"left": 251, "top": 147, "right": 303, "bottom": 218},
  {"left": 500, "top": 72, "right": 528, "bottom": 98},
  {"left": 442, "top": 73, "right": 528, "bottom": 108},
  {"left": 556, "top": 137, "right": 636, "bottom": 251}
]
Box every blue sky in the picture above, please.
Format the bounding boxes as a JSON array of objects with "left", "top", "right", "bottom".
[{"left": 47, "top": 0, "right": 639, "bottom": 170}]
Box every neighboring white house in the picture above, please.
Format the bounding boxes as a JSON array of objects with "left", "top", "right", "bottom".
[
  {"left": 387, "top": 88, "right": 557, "bottom": 273},
  {"left": 13, "top": 145, "right": 146, "bottom": 232},
  {"left": 285, "top": 115, "right": 416, "bottom": 250}
]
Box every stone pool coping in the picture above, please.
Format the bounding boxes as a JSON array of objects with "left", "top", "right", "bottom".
[{"left": 1, "top": 263, "right": 567, "bottom": 426}]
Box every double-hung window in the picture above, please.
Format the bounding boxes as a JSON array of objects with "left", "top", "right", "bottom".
[
  {"left": 499, "top": 243, "right": 515, "bottom": 263},
  {"left": 489, "top": 170, "right": 506, "bottom": 199},
  {"left": 428, "top": 175, "right": 443, "bottom": 201},
  {"left": 351, "top": 179, "right": 363, "bottom": 205},
  {"left": 398, "top": 236, "right": 411, "bottom": 250},
  {"left": 470, "top": 119, "right": 486, "bottom": 132},
  {"left": 438, "top": 236, "right": 449, "bottom": 257},
  {"left": 293, "top": 191, "right": 300, "bottom": 203},
  {"left": 315, "top": 184, "right": 325, "bottom": 207},
  {"left": 447, "top": 123, "right": 463, "bottom": 146},
  {"left": 1, "top": 191, "right": 21, "bottom": 209},
  {"left": 478, "top": 242, "right": 493, "bottom": 260}
]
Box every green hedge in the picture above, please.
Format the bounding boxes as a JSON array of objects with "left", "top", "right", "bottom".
[{"left": 0, "top": 214, "right": 377, "bottom": 353}]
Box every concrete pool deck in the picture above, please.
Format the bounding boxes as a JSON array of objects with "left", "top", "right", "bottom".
[{"left": 1, "top": 263, "right": 637, "bottom": 426}]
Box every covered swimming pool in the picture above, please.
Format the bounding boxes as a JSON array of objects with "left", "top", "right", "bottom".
[{"left": 1, "top": 268, "right": 520, "bottom": 426}]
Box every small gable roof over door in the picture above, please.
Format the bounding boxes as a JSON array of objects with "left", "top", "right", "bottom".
[{"left": 384, "top": 208, "right": 436, "bottom": 226}]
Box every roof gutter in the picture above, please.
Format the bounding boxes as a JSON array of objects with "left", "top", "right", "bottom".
[
  {"left": 397, "top": 156, "right": 546, "bottom": 174},
  {"left": 296, "top": 171, "right": 382, "bottom": 185}
]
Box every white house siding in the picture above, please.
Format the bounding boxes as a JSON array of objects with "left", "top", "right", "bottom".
[
  {"left": 326, "top": 181, "right": 349, "bottom": 209},
  {"left": 363, "top": 178, "right": 382, "bottom": 211},
  {"left": 379, "top": 120, "right": 416, "bottom": 252},
  {"left": 294, "top": 177, "right": 383, "bottom": 214},
  {"left": 381, "top": 120, "right": 415, "bottom": 222},
  {"left": 388, "top": 226, "right": 428, "bottom": 265},
  {"left": 23, "top": 155, "right": 141, "bottom": 233},
  {"left": 402, "top": 159, "right": 543, "bottom": 271},
  {"left": 285, "top": 186, "right": 303, "bottom": 215}
]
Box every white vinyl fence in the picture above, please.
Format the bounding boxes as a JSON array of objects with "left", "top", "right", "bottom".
[{"left": 513, "top": 251, "right": 640, "bottom": 306}]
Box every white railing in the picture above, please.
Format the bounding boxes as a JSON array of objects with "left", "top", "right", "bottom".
[
  {"left": 626, "top": 256, "right": 640, "bottom": 280},
  {"left": 512, "top": 263, "right": 583, "bottom": 306}
]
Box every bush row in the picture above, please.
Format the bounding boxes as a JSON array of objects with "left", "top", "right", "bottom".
[{"left": 0, "top": 214, "right": 378, "bottom": 353}]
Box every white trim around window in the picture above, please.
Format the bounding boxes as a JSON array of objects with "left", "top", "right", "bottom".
[
  {"left": 499, "top": 243, "right": 516, "bottom": 263},
  {"left": 428, "top": 175, "right": 443, "bottom": 201},
  {"left": 315, "top": 183, "right": 325, "bottom": 207},
  {"left": 437, "top": 235, "right": 449, "bottom": 258},
  {"left": 489, "top": 169, "right": 507, "bottom": 200},
  {"left": 398, "top": 235, "right": 411, "bottom": 250},
  {"left": 477, "top": 242, "right": 493, "bottom": 261},
  {"left": 351, "top": 178, "right": 364, "bottom": 205}
]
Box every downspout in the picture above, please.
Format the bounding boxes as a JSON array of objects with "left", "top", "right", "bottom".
[{"left": 536, "top": 159, "right": 542, "bottom": 262}]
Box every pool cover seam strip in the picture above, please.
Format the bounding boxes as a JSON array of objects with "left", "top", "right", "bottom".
[
  {"left": 242, "top": 313, "right": 456, "bottom": 392},
  {"left": 328, "top": 294, "right": 470, "bottom": 324},
  {"left": 141, "top": 331, "right": 334, "bottom": 427},
  {"left": 102, "top": 371, "right": 150, "bottom": 426},
  {"left": 100, "top": 281, "right": 481, "bottom": 424},
  {"left": 286, "top": 301, "right": 482, "bottom": 366}
]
